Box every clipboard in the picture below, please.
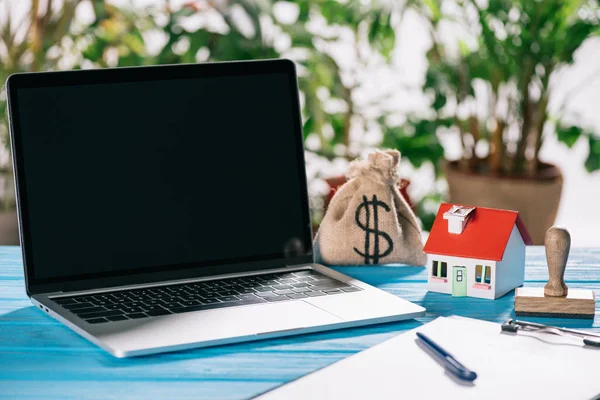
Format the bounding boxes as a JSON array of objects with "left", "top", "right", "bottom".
[{"left": 252, "top": 316, "right": 600, "bottom": 400}]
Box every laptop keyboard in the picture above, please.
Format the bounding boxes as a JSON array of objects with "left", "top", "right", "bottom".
[{"left": 50, "top": 269, "right": 363, "bottom": 324}]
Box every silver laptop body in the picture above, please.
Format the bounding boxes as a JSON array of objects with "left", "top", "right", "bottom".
[{"left": 7, "top": 59, "right": 425, "bottom": 358}]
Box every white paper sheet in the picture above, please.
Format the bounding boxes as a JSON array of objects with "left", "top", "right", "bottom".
[{"left": 253, "top": 316, "right": 600, "bottom": 400}]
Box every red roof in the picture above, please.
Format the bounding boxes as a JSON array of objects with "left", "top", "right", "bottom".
[{"left": 423, "top": 203, "right": 533, "bottom": 261}]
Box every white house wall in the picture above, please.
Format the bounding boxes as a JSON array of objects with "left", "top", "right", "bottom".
[
  {"left": 494, "top": 225, "right": 526, "bottom": 298},
  {"left": 426, "top": 254, "right": 497, "bottom": 300}
]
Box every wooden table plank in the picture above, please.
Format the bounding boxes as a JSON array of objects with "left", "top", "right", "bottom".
[{"left": 1, "top": 246, "right": 599, "bottom": 400}]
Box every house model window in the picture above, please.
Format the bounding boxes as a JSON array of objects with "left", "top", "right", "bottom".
[
  {"left": 432, "top": 261, "right": 447, "bottom": 279},
  {"left": 475, "top": 265, "right": 491, "bottom": 285}
]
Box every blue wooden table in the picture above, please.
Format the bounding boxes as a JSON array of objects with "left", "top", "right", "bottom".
[{"left": 1, "top": 246, "right": 599, "bottom": 400}]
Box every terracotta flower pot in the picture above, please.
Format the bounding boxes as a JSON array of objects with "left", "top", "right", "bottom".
[{"left": 445, "top": 161, "right": 563, "bottom": 245}]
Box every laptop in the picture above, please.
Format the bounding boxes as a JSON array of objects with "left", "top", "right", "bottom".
[{"left": 6, "top": 59, "right": 425, "bottom": 358}]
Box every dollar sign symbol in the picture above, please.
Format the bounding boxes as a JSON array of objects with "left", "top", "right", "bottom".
[{"left": 353, "top": 194, "right": 394, "bottom": 264}]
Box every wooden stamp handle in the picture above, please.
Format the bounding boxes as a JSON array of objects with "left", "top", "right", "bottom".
[{"left": 544, "top": 226, "right": 570, "bottom": 297}]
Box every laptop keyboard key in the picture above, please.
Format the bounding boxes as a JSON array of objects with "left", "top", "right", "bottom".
[
  {"left": 311, "top": 284, "right": 341, "bottom": 291},
  {"left": 78, "top": 310, "right": 124, "bottom": 319},
  {"left": 218, "top": 291, "right": 239, "bottom": 296},
  {"left": 272, "top": 285, "right": 293, "bottom": 290},
  {"left": 171, "top": 298, "right": 265, "bottom": 314},
  {"left": 312, "top": 276, "right": 338, "bottom": 283},
  {"left": 70, "top": 306, "right": 108, "bottom": 315},
  {"left": 295, "top": 276, "right": 316, "bottom": 282},
  {"left": 291, "top": 282, "right": 310, "bottom": 288},
  {"left": 104, "top": 304, "right": 124, "bottom": 310},
  {"left": 273, "top": 289, "right": 294, "bottom": 295},
  {"left": 255, "top": 291, "right": 274, "bottom": 297},
  {"left": 107, "top": 315, "right": 128, "bottom": 322},
  {"left": 121, "top": 301, "right": 142, "bottom": 308},
  {"left": 237, "top": 294, "right": 259, "bottom": 300},
  {"left": 217, "top": 296, "right": 239, "bottom": 302},
  {"left": 86, "top": 318, "right": 109, "bottom": 324},
  {"left": 72, "top": 296, "right": 94, "bottom": 303},
  {"left": 181, "top": 300, "right": 201, "bottom": 306},
  {"left": 144, "top": 299, "right": 164, "bottom": 306},
  {"left": 342, "top": 287, "right": 362, "bottom": 292},
  {"left": 265, "top": 296, "right": 290, "bottom": 302},
  {"left": 62, "top": 302, "right": 95, "bottom": 310},
  {"left": 146, "top": 309, "right": 172, "bottom": 317},
  {"left": 143, "top": 305, "right": 167, "bottom": 312},
  {"left": 122, "top": 307, "right": 144, "bottom": 313},
  {"left": 287, "top": 293, "right": 308, "bottom": 299},
  {"left": 305, "top": 291, "right": 326, "bottom": 297},
  {"left": 127, "top": 313, "right": 148, "bottom": 319},
  {"left": 292, "top": 287, "right": 312, "bottom": 293}
]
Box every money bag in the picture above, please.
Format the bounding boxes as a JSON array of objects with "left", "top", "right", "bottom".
[{"left": 316, "top": 149, "right": 427, "bottom": 266}]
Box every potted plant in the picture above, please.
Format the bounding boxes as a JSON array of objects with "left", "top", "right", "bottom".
[{"left": 384, "top": 0, "right": 600, "bottom": 243}]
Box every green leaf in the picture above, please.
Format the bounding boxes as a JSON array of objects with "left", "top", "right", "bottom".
[
  {"left": 282, "top": 24, "right": 313, "bottom": 48},
  {"left": 423, "top": 0, "right": 442, "bottom": 24},
  {"left": 432, "top": 91, "right": 446, "bottom": 111},
  {"left": 320, "top": 0, "right": 359, "bottom": 27},
  {"left": 368, "top": 11, "right": 395, "bottom": 61},
  {"left": 188, "top": 30, "right": 211, "bottom": 57},
  {"left": 368, "top": 11, "right": 381, "bottom": 44},
  {"left": 81, "top": 38, "right": 107, "bottom": 62},
  {"left": 302, "top": 117, "right": 313, "bottom": 140},
  {"left": 328, "top": 114, "right": 346, "bottom": 143},
  {"left": 170, "top": 5, "right": 196, "bottom": 19},
  {"left": 585, "top": 136, "right": 600, "bottom": 172},
  {"left": 556, "top": 124, "right": 583, "bottom": 148},
  {"left": 122, "top": 30, "right": 146, "bottom": 56}
]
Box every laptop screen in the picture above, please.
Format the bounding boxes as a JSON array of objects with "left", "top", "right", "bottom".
[{"left": 11, "top": 62, "right": 311, "bottom": 284}]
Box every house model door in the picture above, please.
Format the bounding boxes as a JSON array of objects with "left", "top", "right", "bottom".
[{"left": 452, "top": 266, "right": 467, "bottom": 297}]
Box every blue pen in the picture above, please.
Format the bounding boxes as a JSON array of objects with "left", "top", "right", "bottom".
[{"left": 416, "top": 332, "right": 478, "bottom": 382}]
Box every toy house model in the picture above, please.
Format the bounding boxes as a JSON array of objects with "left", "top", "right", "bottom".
[{"left": 423, "top": 203, "right": 533, "bottom": 300}]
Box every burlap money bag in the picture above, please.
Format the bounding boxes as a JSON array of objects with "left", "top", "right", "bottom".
[{"left": 316, "top": 149, "right": 427, "bottom": 266}]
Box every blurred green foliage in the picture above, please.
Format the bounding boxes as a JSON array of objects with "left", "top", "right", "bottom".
[
  {"left": 387, "top": 0, "right": 600, "bottom": 178},
  {"left": 0, "top": 0, "right": 408, "bottom": 158},
  {"left": 0, "top": 0, "right": 428, "bottom": 219},
  {"left": 1, "top": 0, "right": 599, "bottom": 226}
]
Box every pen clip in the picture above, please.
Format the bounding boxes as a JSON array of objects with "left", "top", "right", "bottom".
[{"left": 501, "top": 319, "right": 600, "bottom": 347}]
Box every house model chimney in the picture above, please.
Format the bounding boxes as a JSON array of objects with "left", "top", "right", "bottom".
[{"left": 443, "top": 205, "right": 476, "bottom": 234}]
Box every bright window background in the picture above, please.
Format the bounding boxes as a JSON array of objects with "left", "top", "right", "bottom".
[{"left": 6, "top": 0, "right": 600, "bottom": 246}]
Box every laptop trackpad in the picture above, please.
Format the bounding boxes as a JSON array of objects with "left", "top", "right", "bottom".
[
  {"left": 98, "top": 301, "right": 343, "bottom": 353},
  {"left": 252, "top": 301, "right": 343, "bottom": 334}
]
